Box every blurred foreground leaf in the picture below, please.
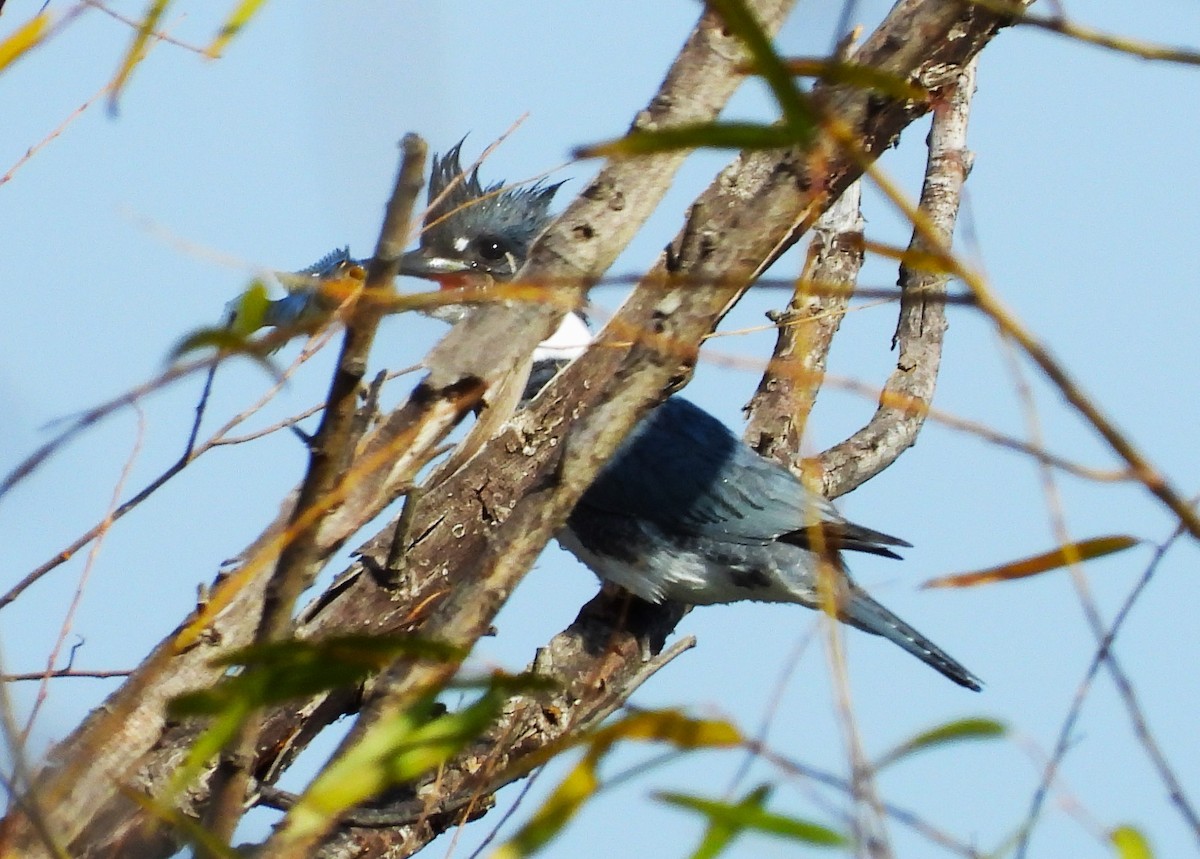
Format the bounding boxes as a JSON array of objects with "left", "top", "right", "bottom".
[
  {"left": 0, "top": 13, "right": 49, "bottom": 72},
  {"left": 578, "top": 122, "right": 798, "bottom": 158},
  {"left": 923, "top": 535, "right": 1139, "bottom": 589},
  {"left": 206, "top": 0, "right": 268, "bottom": 57},
  {"left": 777, "top": 57, "right": 929, "bottom": 102},
  {"left": 495, "top": 710, "right": 742, "bottom": 857},
  {"left": 1110, "top": 825, "right": 1154, "bottom": 859},
  {"left": 661, "top": 784, "right": 847, "bottom": 858},
  {"left": 168, "top": 635, "right": 465, "bottom": 798},
  {"left": 874, "top": 717, "right": 1006, "bottom": 770},
  {"left": 276, "top": 672, "right": 547, "bottom": 845}
]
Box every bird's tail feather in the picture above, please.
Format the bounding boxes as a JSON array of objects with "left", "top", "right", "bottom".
[{"left": 839, "top": 589, "right": 982, "bottom": 691}]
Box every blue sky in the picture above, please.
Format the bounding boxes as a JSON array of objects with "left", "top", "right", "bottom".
[{"left": 2, "top": 1, "right": 1199, "bottom": 856}]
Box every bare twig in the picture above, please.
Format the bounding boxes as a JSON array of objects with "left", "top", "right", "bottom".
[
  {"left": 969, "top": 0, "right": 1200, "bottom": 65},
  {"left": 743, "top": 182, "right": 863, "bottom": 466},
  {"left": 1015, "top": 518, "right": 1200, "bottom": 856},
  {"left": 819, "top": 59, "right": 977, "bottom": 498},
  {"left": 751, "top": 740, "right": 985, "bottom": 858},
  {"left": 0, "top": 670, "right": 131, "bottom": 682},
  {"left": 0, "top": 328, "right": 341, "bottom": 613},
  {"left": 81, "top": 0, "right": 207, "bottom": 54},
  {"left": 21, "top": 407, "right": 145, "bottom": 742},
  {"left": 202, "top": 136, "right": 429, "bottom": 846}
]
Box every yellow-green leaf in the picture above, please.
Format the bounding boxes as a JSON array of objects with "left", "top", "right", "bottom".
[
  {"left": 862, "top": 239, "right": 960, "bottom": 275},
  {"left": 493, "top": 759, "right": 600, "bottom": 859},
  {"left": 278, "top": 680, "right": 515, "bottom": 845},
  {"left": 923, "top": 535, "right": 1140, "bottom": 589},
  {"left": 874, "top": 717, "right": 1006, "bottom": 770},
  {"left": 226, "top": 280, "right": 271, "bottom": 336},
  {"left": 705, "top": 0, "right": 813, "bottom": 137},
  {"left": 1110, "top": 825, "right": 1153, "bottom": 859},
  {"left": 775, "top": 58, "right": 929, "bottom": 102},
  {"left": 589, "top": 709, "right": 742, "bottom": 755},
  {"left": 168, "top": 699, "right": 252, "bottom": 799},
  {"left": 659, "top": 785, "right": 847, "bottom": 858},
  {"left": 109, "top": 0, "right": 170, "bottom": 112},
  {"left": 206, "top": 0, "right": 268, "bottom": 58},
  {"left": 577, "top": 122, "right": 799, "bottom": 159},
  {"left": 494, "top": 710, "right": 741, "bottom": 857},
  {"left": 0, "top": 13, "right": 50, "bottom": 72}
]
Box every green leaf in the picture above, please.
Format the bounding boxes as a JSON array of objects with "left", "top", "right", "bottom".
[
  {"left": 776, "top": 58, "right": 929, "bottom": 102},
  {"left": 1110, "top": 825, "right": 1154, "bottom": 859},
  {"left": 923, "top": 535, "right": 1141, "bottom": 589},
  {"left": 278, "top": 685, "right": 506, "bottom": 844},
  {"left": 874, "top": 717, "right": 1006, "bottom": 770},
  {"left": 169, "top": 634, "right": 463, "bottom": 717},
  {"left": 495, "top": 710, "right": 742, "bottom": 857},
  {"left": 577, "top": 0, "right": 816, "bottom": 160},
  {"left": 659, "top": 785, "right": 848, "bottom": 858},
  {"left": 704, "top": 0, "right": 814, "bottom": 138},
  {"left": 577, "top": 122, "right": 800, "bottom": 159}
]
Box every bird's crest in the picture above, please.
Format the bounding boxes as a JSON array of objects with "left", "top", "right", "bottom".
[{"left": 423, "top": 139, "right": 563, "bottom": 258}]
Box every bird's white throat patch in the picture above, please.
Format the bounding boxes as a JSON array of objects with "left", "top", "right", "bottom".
[{"left": 532, "top": 312, "right": 592, "bottom": 362}]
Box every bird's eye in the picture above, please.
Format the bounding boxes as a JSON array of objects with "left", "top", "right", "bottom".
[{"left": 472, "top": 234, "right": 511, "bottom": 262}]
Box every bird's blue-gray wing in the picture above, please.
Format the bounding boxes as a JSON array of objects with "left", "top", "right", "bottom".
[{"left": 577, "top": 398, "right": 830, "bottom": 543}]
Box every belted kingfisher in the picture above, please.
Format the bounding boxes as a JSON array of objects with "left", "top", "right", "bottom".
[
  {"left": 230, "top": 140, "right": 561, "bottom": 333},
  {"left": 271, "top": 144, "right": 982, "bottom": 690}
]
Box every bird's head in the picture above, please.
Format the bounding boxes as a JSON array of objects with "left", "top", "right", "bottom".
[{"left": 400, "top": 140, "right": 562, "bottom": 288}]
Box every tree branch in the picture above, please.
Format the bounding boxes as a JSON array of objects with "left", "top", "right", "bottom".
[{"left": 818, "top": 59, "right": 977, "bottom": 498}]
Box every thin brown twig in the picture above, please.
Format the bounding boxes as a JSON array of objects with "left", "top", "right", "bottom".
[
  {"left": 20, "top": 406, "right": 146, "bottom": 741},
  {"left": 0, "top": 670, "right": 131, "bottom": 682},
  {"left": 726, "top": 628, "right": 815, "bottom": 794},
  {"left": 1000, "top": 327, "right": 1106, "bottom": 854},
  {"left": 748, "top": 739, "right": 984, "bottom": 858},
  {"left": 0, "top": 644, "right": 71, "bottom": 859},
  {"left": 202, "top": 136, "right": 429, "bottom": 847},
  {"left": 213, "top": 364, "right": 422, "bottom": 447},
  {"left": 838, "top": 110, "right": 1200, "bottom": 542},
  {"left": 81, "top": 0, "right": 207, "bottom": 53},
  {"left": 1014, "top": 517, "right": 1200, "bottom": 857},
  {"left": 0, "top": 324, "right": 342, "bottom": 613},
  {"left": 1, "top": 80, "right": 103, "bottom": 187},
  {"left": 968, "top": 0, "right": 1200, "bottom": 65}
]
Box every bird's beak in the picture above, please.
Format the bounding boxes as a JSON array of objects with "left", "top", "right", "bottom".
[{"left": 398, "top": 248, "right": 472, "bottom": 280}]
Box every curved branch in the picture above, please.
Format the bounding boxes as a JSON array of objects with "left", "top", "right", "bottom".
[{"left": 819, "top": 59, "right": 977, "bottom": 498}]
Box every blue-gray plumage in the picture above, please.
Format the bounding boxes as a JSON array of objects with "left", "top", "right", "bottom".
[
  {"left": 558, "top": 394, "right": 981, "bottom": 690},
  {"left": 328, "top": 143, "right": 984, "bottom": 690},
  {"left": 223, "top": 246, "right": 365, "bottom": 335},
  {"left": 397, "top": 140, "right": 563, "bottom": 309}
]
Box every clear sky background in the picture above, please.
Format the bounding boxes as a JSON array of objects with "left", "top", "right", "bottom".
[{"left": 2, "top": 1, "right": 1199, "bottom": 857}]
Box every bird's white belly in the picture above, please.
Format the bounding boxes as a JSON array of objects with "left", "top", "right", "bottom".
[{"left": 556, "top": 526, "right": 818, "bottom": 607}]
